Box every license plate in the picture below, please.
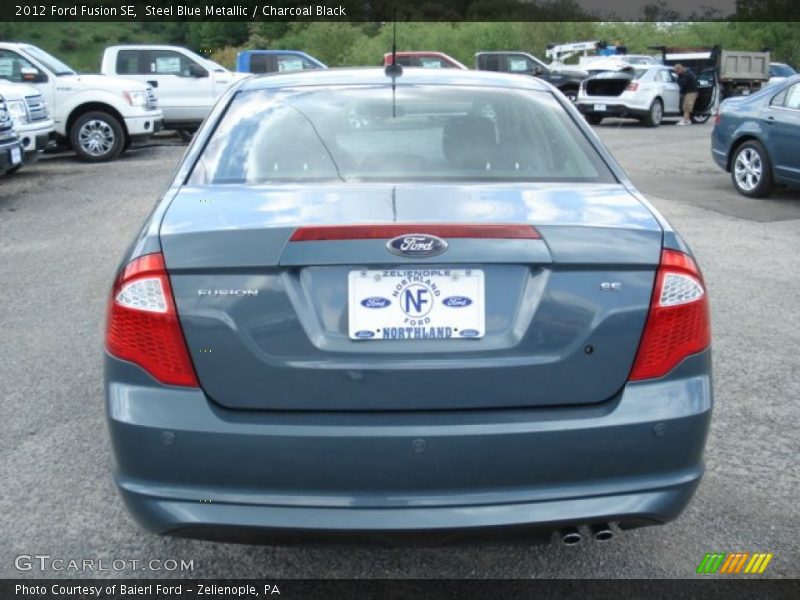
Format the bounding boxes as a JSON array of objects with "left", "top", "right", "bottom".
[
  {"left": 348, "top": 269, "right": 485, "bottom": 340},
  {"left": 593, "top": 103, "right": 607, "bottom": 111},
  {"left": 9, "top": 146, "right": 21, "bottom": 165}
]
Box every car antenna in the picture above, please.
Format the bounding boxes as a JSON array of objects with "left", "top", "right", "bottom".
[
  {"left": 385, "top": 13, "right": 403, "bottom": 78},
  {"left": 384, "top": 13, "right": 402, "bottom": 118}
]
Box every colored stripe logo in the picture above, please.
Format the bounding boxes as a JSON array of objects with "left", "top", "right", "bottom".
[{"left": 697, "top": 552, "right": 773, "bottom": 574}]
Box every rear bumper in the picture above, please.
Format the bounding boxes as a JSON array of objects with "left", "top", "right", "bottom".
[
  {"left": 576, "top": 100, "right": 650, "bottom": 119},
  {"left": 106, "top": 350, "right": 712, "bottom": 542}
]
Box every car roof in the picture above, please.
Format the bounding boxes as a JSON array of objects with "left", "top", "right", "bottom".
[
  {"left": 385, "top": 51, "right": 454, "bottom": 56},
  {"left": 239, "top": 67, "right": 553, "bottom": 92},
  {"left": 475, "top": 51, "right": 533, "bottom": 55},
  {"left": 106, "top": 44, "right": 193, "bottom": 50},
  {"left": 239, "top": 49, "right": 313, "bottom": 56}
]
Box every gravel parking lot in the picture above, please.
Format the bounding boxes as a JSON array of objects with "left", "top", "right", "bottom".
[{"left": 1, "top": 121, "right": 798, "bottom": 579}]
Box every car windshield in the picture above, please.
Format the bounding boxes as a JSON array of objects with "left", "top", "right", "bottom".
[
  {"left": 23, "top": 45, "right": 76, "bottom": 75},
  {"left": 189, "top": 85, "right": 615, "bottom": 185},
  {"left": 771, "top": 63, "right": 796, "bottom": 77}
]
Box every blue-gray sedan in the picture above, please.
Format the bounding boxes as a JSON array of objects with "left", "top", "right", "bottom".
[
  {"left": 105, "top": 68, "right": 712, "bottom": 545},
  {"left": 712, "top": 74, "right": 800, "bottom": 197}
]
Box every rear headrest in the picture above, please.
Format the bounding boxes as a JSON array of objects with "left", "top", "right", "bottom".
[{"left": 442, "top": 116, "right": 498, "bottom": 168}]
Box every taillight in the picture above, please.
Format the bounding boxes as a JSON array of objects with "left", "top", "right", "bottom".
[
  {"left": 625, "top": 82, "right": 639, "bottom": 92},
  {"left": 629, "top": 249, "right": 710, "bottom": 381},
  {"left": 714, "top": 112, "right": 721, "bottom": 126},
  {"left": 105, "top": 253, "right": 199, "bottom": 387}
]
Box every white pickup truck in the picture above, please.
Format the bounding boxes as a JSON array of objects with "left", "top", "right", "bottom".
[
  {"left": 0, "top": 80, "right": 55, "bottom": 168},
  {"left": 101, "top": 45, "right": 249, "bottom": 133},
  {"left": 0, "top": 42, "right": 162, "bottom": 162}
]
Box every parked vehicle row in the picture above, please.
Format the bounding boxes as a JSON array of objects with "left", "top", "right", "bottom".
[
  {"left": 0, "top": 42, "right": 162, "bottom": 166},
  {"left": 0, "top": 41, "right": 333, "bottom": 171},
  {"left": 2, "top": 39, "right": 797, "bottom": 203}
]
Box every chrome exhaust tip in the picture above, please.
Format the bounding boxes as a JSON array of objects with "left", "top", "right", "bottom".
[
  {"left": 590, "top": 523, "right": 614, "bottom": 542},
  {"left": 560, "top": 526, "right": 582, "bottom": 545}
]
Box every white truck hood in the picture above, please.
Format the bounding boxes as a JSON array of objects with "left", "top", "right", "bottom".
[
  {"left": 56, "top": 73, "right": 150, "bottom": 93},
  {"left": 214, "top": 71, "right": 250, "bottom": 84},
  {"left": 0, "top": 81, "right": 40, "bottom": 101}
]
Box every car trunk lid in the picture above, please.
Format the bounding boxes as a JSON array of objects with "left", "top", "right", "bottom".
[
  {"left": 585, "top": 70, "right": 635, "bottom": 97},
  {"left": 160, "top": 182, "right": 662, "bottom": 411}
]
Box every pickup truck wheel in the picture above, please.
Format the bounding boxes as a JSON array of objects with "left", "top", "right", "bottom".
[
  {"left": 70, "top": 111, "right": 124, "bottom": 162},
  {"left": 643, "top": 99, "right": 663, "bottom": 127},
  {"left": 178, "top": 129, "right": 196, "bottom": 143},
  {"left": 691, "top": 113, "right": 711, "bottom": 124},
  {"left": 731, "top": 140, "right": 774, "bottom": 198}
]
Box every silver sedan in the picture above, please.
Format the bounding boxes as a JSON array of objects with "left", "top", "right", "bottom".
[{"left": 576, "top": 65, "right": 682, "bottom": 126}]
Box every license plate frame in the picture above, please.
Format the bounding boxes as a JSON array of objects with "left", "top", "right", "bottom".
[
  {"left": 348, "top": 268, "right": 485, "bottom": 340},
  {"left": 9, "top": 146, "right": 21, "bottom": 165},
  {"left": 593, "top": 103, "right": 607, "bottom": 112}
]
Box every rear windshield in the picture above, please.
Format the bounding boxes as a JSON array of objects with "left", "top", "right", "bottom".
[{"left": 189, "top": 85, "right": 615, "bottom": 185}]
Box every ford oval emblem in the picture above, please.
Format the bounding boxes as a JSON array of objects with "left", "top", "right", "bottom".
[
  {"left": 361, "top": 297, "right": 391, "bottom": 309},
  {"left": 354, "top": 330, "right": 375, "bottom": 339},
  {"left": 459, "top": 329, "right": 480, "bottom": 338},
  {"left": 387, "top": 233, "right": 448, "bottom": 258},
  {"left": 442, "top": 296, "right": 473, "bottom": 308}
]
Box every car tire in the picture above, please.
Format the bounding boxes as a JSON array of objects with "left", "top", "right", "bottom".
[
  {"left": 586, "top": 114, "right": 603, "bottom": 125},
  {"left": 70, "top": 111, "right": 125, "bottom": 162},
  {"left": 178, "top": 129, "right": 196, "bottom": 143},
  {"left": 643, "top": 99, "right": 663, "bottom": 127},
  {"left": 691, "top": 114, "right": 711, "bottom": 124},
  {"left": 731, "top": 140, "right": 774, "bottom": 198}
]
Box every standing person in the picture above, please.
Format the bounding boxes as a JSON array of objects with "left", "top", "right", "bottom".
[{"left": 674, "top": 64, "right": 698, "bottom": 126}]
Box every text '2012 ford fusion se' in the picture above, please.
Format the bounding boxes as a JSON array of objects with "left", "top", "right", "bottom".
[{"left": 105, "top": 67, "right": 712, "bottom": 545}]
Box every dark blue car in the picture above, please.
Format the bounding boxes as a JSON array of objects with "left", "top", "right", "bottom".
[
  {"left": 712, "top": 74, "right": 800, "bottom": 197},
  {"left": 105, "top": 68, "right": 712, "bottom": 545}
]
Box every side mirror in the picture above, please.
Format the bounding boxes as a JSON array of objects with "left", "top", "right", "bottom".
[
  {"left": 188, "top": 63, "right": 208, "bottom": 78},
  {"left": 533, "top": 66, "right": 544, "bottom": 76},
  {"left": 20, "top": 67, "right": 44, "bottom": 83}
]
